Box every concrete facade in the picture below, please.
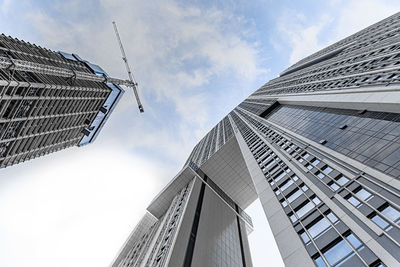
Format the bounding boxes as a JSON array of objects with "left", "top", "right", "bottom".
[{"left": 0, "top": 34, "right": 124, "bottom": 168}]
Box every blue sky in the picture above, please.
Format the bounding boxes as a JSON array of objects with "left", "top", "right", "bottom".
[{"left": 0, "top": 0, "right": 399, "bottom": 266}]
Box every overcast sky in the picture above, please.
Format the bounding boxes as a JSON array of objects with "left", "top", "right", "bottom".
[{"left": 0, "top": 0, "right": 399, "bottom": 266}]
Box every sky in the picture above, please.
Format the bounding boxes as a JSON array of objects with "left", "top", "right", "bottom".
[{"left": 0, "top": 0, "right": 399, "bottom": 266}]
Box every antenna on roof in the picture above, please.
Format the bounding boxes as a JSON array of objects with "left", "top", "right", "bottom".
[{"left": 112, "top": 21, "right": 144, "bottom": 113}]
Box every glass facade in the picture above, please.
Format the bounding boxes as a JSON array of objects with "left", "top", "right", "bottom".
[{"left": 265, "top": 105, "right": 400, "bottom": 178}]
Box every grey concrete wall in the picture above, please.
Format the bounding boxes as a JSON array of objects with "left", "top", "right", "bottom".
[{"left": 235, "top": 132, "right": 314, "bottom": 267}]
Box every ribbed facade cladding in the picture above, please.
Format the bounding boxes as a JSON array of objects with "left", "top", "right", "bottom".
[
  {"left": 0, "top": 34, "right": 123, "bottom": 168},
  {"left": 113, "top": 13, "right": 400, "bottom": 267},
  {"left": 185, "top": 115, "right": 234, "bottom": 167},
  {"left": 251, "top": 12, "right": 400, "bottom": 97}
]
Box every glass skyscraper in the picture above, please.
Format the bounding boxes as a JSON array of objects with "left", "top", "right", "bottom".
[
  {"left": 0, "top": 34, "right": 124, "bottom": 168},
  {"left": 114, "top": 12, "right": 400, "bottom": 267}
]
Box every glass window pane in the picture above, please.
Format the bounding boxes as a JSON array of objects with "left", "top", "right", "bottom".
[
  {"left": 327, "top": 212, "right": 338, "bottom": 223},
  {"left": 280, "top": 180, "right": 294, "bottom": 191},
  {"left": 308, "top": 217, "right": 331, "bottom": 239},
  {"left": 287, "top": 189, "right": 303, "bottom": 203},
  {"left": 312, "top": 159, "right": 321, "bottom": 166},
  {"left": 323, "top": 239, "right": 353, "bottom": 265},
  {"left": 313, "top": 196, "right": 321, "bottom": 205},
  {"left": 314, "top": 256, "right": 327, "bottom": 267},
  {"left": 330, "top": 183, "right": 340, "bottom": 191},
  {"left": 275, "top": 171, "right": 286, "bottom": 182},
  {"left": 346, "top": 234, "right": 362, "bottom": 248},
  {"left": 336, "top": 175, "right": 349, "bottom": 185},
  {"left": 296, "top": 201, "right": 315, "bottom": 218},
  {"left": 381, "top": 205, "right": 400, "bottom": 222},
  {"left": 371, "top": 214, "right": 389, "bottom": 229},
  {"left": 301, "top": 232, "right": 310, "bottom": 243},
  {"left": 348, "top": 196, "right": 360, "bottom": 207},
  {"left": 317, "top": 172, "right": 325, "bottom": 179},
  {"left": 355, "top": 189, "right": 372, "bottom": 201},
  {"left": 323, "top": 166, "right": 333, "bottom": 174}
]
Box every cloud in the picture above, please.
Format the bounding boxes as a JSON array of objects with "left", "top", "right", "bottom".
[
  {"left": 0, "top": 144, "right": 173, "bottom": 267},
  {"left": 273, "top": 0, "right": 400, "bottom": 66},
  {"left": 0, "top": 2, "right": 268, "bottom": 266},
  {"left": 21, "top": 0, "right": 267, "bottom": 164}
]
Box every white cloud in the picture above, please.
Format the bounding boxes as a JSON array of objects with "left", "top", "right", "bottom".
[
  {"left": 274, "top": 0, "right": 400, "bottom": 66},
  {"left": 0, "top": 144, "right": 172, "bottom": 267}
]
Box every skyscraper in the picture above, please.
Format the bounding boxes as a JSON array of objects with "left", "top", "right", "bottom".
[
  {"left": 0, "top": 34, "right": 125, "bottom": 168},
  {"left": 112, "top": 12, "right": 400, "bottom": 267}
]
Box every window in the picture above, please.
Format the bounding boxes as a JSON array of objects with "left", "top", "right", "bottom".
[
  {"left": 274, "top": 171, "right": 287, "bottom": 182},
  {"left": 287, "top": 189, "right": 303, "bottom": 203},
  {"left": 280, "top": 179, "right": 294, "bottom": 192},
  {"left": 371, "top": 214, "right": 390, "bottom": 229},
  {"left": 311, "top": 159, "right": 321, "bottom": 166},
  {"left": 264, "top": 159, "right": 276, "bottom": 170},
  {"left": 347, "top": 195, "right": 361, "bottom": 207},
  {"left": 316, "top": 172, "right": 325, "bottom": 179},
  {"left": 381, "top": 205, "right": 400, "bottom": 225},
  {"left": 355, "top": 188, "right": 373, "bottom": 201},
  {"left": 326, "top": 212, "right": 338, "bottom": 223},
  {"left": 329, "top": 182, "right": 340, "bottom": 191},
  {"left": 306, "top": 164, "right": 313, "bottom": 170},
  {"left": 306, "top": 217, "right": 331, "bottom": 241},
  {"left": 322, "top": 166, "right": 333, "bottom": 175},
  {"left": 315, "top": 234, "right": 363, "bottom": 267},
  {"left": 335, "top": 174, "right": 349, "bottom": 185},
  {"left": 295, "top": 199, "right": 317, "bottom": 219}
]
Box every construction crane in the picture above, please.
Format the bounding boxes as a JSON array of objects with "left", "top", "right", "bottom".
[{"left": 112, "top": 21, "right": 144, "bottom": 113}]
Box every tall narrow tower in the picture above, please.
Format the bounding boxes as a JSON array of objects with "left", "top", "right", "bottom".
[
  {"left": 113, "top": 12, "right": 400, "bottom": 267},
  {"left": 0, "top": 34, "right": 125, "bottom": 168}
]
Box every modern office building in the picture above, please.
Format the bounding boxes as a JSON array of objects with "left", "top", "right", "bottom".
[
  {"left": 111, "top": 12, "right": 400, "bottom": 267},
  {"left": 0, "top": 34, "right": 125, "bottom": 168}
]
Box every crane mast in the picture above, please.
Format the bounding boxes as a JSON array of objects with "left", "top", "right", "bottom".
[{"left": 112, "top": 21, "right": 144, "bottom": 113}]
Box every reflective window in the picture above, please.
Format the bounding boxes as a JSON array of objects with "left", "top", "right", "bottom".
[
  {"left": 335, "top": 175, "right": 349, "bottom": 185},
  {"left": 316, "top": 172, "right": 325, "bottom": 179},
  {"left": 307, "top": 217, "right": 331, "bottom": 240},
  {"left": 314, "top": 256, "right": 327, "bottom": 267},
  {"left": 274, "top": 171, "right": 287, "bottom": 182},
  {"left": 327, "top": 212, "right": 338, "bottom": 223},
  {"left": 264, "top": 159, "right": 276, "bottom": 169},
  {"left": 371, "top": 214, "right": 390, "bottom": 229},
  {"left": 265, "top": 105, "right": 400, "bottom": 178},
  {"left": 280, "top": 180, "right": 294, "bottom": 192},
  {"left": 295, "top": 200, "right": 316, "bottom": 219},
  {"left": 329, "top": 182, "right": 340, "bottom": 191},
  {"left": 306, "top": 164, "right": 313, "bottom": 170},
  {"left": 287, "top": 189, "right": 303, "bottom": 203},
  {"left": 323, "top": 239, "right": 353, "bottom": 265},
  {"left": 323, "top": 234, "right": 363, "bottom": 266},
  {"left": 355, "top": 188, "right": 372, "bottom": 201},
  {"left": 322, "top": 166, "right": 333, "bottom": 175},
  {"left": 347, "top": 196, "right": 361, "bottom": 207},
  {"left": 311, "top": 159, "right": 321, "bottom": 166},
  {"left": 381, "top": 205, "right": 400, "bottom": 224}
]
